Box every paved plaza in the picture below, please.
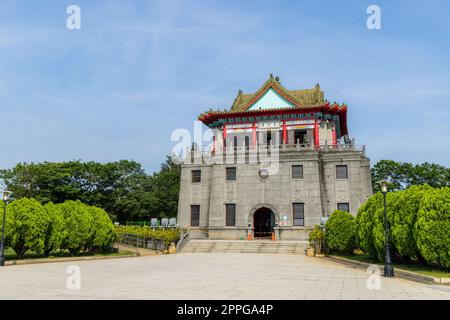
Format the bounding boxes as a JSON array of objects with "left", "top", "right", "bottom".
[{"left": 1, "top": 253, "right": 449, "bottom": 300}]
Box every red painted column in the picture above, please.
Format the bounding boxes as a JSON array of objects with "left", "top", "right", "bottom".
[
  {"left": 332, "top": 124, "right": 337, "bottom": 145},
  {"left": 223, "top": 124, "right": 227, "bottom": 150},
  {"left": 282, "top": 121, "right": 287, "bottom": 144},
  {"left": 252, "top": 122, "right": 257, "bottom": 147},
  {"left": 314, "top": 119, "right": 319, "bottom": 147}
]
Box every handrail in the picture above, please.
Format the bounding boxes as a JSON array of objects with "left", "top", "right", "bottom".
[
  {"left": 184, "top": 142, "right": 366, "bottom": 160},
  {"left": 176, "top": 231, "right": 190, "bottom": 253},
  {"left": 116, "top": 233, "right": 167, "bottom": 252}
]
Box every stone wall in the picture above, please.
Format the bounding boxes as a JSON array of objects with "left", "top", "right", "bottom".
[{"left": 177, "top": 148, "right": 372, "bottom": 240}]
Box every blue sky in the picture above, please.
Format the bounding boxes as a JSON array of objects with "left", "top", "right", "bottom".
[{"left": 0, "top": 0, "right": 449, "bottom": 173}]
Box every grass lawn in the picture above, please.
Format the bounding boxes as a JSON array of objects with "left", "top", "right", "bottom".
[
  {"left": 4, "top": 247, "right": 135, "bottom": 261},
  {"left": 333, "top": 252, "right": 450, "bottom": 278}
]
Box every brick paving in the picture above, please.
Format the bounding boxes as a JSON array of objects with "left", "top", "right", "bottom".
[{"left": 0, "top": 253, "right": 449, "bottom": 300}]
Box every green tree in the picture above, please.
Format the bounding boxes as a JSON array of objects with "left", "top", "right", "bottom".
[
  {"left": 58, "top": 200, "right": 94, "bottom": 256},
  {"left": 355, "top": 192, "right": 383, "bottom": 256},
  {"left": 391, "top": 185, "right": 432, "bottom": 261},
  {"left": 0, "top": 160, "right": 153, "bottom": 223},
  {"left": 43, "top": 202, "right": 66, "bottom": 256},
  {"left": 371, "top": 160, "right": 450, "bottom": 192},
  {"left": 415, "top": 187, "right": 450, "bottom": 268},
  {"left": 0, "top": 162, "right": 83, "bottom": 203},
  {"left": 146, "top": 156, "right": 181, "bottom": 219},
  {"left": 371, "top": 160, "right": 413, "bottom": 192},
  {"left": 0, "top": 156, "right": 182, "bottom": 223},
  {"left": 325, "top": 210, "right": 356, "bottom": 253},
  {"left": 5, "top": 198, "right": 49, "bottom": 258},
  {"left": 410, "top": 162, "right": 450, "bottom": 188},
  {"left": 87, "top": 206, "right": 117, "bottom": 252}
]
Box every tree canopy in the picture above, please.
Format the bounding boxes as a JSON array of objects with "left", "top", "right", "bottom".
[
  {"left": 0, "top": 156, "right": 180, "bottom": 223},
  {"left": 5, "top": 198, "right": 49, "bottom": 258},
  {"left": 371, "top": 160, "right": 450, "bottom": 192}
]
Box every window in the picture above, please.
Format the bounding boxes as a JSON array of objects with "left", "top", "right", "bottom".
[
  {"left": 225, "top": 204, "right": 236, "bottom": 227},
  {"left": 337, "top": 203, "right": 350, "bottom": 213},
  {"left": 245, "top": 135, "right": 250, "bottom": 148},
  {"left": 191, "top": 205, "right": 200, "bottom": 227},
  {"left": 191, "top": 170, "right": 201, "bottom": 183},
  {"left": 294, "top": 129, "right": 307, "bottom": 144},
  {"left": 226, "top": 167, "right": 236, "bottom": 181},
  {"left": 293, "top": 203, "right": 305, "bottom": 226},
  {"left": 266, "top": 130, "right": 272, "bottom": 145},
  {"left": 233, "top": 136, "right": 238, "bottom": 148},
  {"left": 292, "top": 165, "right": 304, "bottom": 179},
  {"left": 336, "top": 165, "right": 348, "bottom": 179}
]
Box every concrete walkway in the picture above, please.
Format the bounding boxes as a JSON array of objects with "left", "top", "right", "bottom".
[{"left": 0, "top": 253, "right": 449, "bottom": 300}]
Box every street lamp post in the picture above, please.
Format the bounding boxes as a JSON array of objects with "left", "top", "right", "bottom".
[
  {"left": 0, "top": 191, "right": 11, "bottom": 267},
  {"left": 379, "top": 181, "right": 394, "bottom": 277}
]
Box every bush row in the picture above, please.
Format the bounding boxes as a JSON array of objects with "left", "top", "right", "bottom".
[
  {"left": 5, "top": 198, "right": 117, "bottom": 258},
  {"left": 115, "top": 225, "right": 181, "bottom": 249},
  {"left": 323, "top": 185, "right": 450, "bottom": 269},
  {"left": 357, "top": 185, "right": 450, "bottom": 268}
]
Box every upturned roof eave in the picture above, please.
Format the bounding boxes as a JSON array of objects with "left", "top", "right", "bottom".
[{"left": 199, "top": 102, "right": 347, "bottom": 125}]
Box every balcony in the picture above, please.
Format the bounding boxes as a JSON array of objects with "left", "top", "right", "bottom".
[{"left": 180, "top": 139, "right": 367, "bottom": 166}]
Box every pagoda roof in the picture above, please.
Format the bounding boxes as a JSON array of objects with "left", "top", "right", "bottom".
[
  {"left": 198, "top": 75, "right": 349, "bottom": 136},
  {"left": 229, "top": 74, "right": 324, "bottom": 112}
]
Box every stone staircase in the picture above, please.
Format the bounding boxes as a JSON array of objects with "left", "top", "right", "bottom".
[{"left": 180, "top": 239, "right": 308, "bottom": 254}]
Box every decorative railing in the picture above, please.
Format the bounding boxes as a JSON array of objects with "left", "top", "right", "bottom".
[
  {"left": 182, "top": 139, "right": 366, "bottom": 162},
  {"left": 116, "top": 233, "right": 167, "bottom": 252}
]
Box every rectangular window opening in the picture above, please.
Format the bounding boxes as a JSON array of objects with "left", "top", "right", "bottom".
[
  {"left": 225, "top": 204, "right": 236, "bottom": 227},
  {"left": 191, "top": 205, "right": 200, "bottom": 227},
  {"left": 293, "top": 203, "right": 305, "bottom": 226}
]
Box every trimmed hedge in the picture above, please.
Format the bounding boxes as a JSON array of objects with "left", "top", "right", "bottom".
[
  {"left": 355, "top": 185, "right": 450, "bottom": 269},
  {"left": 391, "top": 185, "right": 433, "bottom": 260},
  {"left": 89, "top": 206, "right": 117, "bottom": 251},
  {"left": 5, "top": 198, "right": 49, "bottom": 259},
  {"left": 116, "top": 225, "right": 181, "bottom": 249},
  {"left": 58, "top": 200, "right": 95, "bottom": 255},
  {"left": 415, "top": 187, "right": 450, "bottom": 268},
  {"left": 43, "top": 202, "right": 66, "bottom": 256},
  {"left": 355, "top": 192, "right": 382, "bottom": 257},
  {"left": 325, "top": 210, "right": 355, "bottom": 253},
  {"left": 5, "top": 198, "right": 117, "bottom": 258}
]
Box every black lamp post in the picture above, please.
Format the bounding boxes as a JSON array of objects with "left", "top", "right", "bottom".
[
  {"left": 0, "top": 190, "right": 11, "bottom": 267},
  {"left": 379, "top": 181, "right": 394, "bottom": 277}
]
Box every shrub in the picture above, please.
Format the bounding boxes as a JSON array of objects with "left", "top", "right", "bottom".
[
  {"left": 87, "top": 206, "right": 117, "bottom": 252},
  {"left": 43, "top": 202, "right": 66, "bottom": 256},
  {"left": 308, "top": 225, "right": 324, "bottom": 254},
  {"left": 415, "top": 187, "right": 450, "bottom": 268},
  {"left": 57, "top": 200, "right": 94, "bottom": 255},
  {"left": 5, "top": 198, "right": 49, "bottom": 258},
  {"left": 391, "top": 185, "right": 433, "bottom": 260},
  {"left": 325, "top": 210, "right": 356, "bottom": 253},
  {"left": 158, "top": 228, "right": 181, "bottom": 250},
  {"left": 355, "top": 192, "right": 382, "bottom": 256},
  {"left": 115, "top": 225, "right": 181, "bottom": 251}
]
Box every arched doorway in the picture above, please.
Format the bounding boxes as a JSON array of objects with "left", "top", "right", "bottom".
[{"left": 253, "top": 207, "right": 275, "bottom": 239}]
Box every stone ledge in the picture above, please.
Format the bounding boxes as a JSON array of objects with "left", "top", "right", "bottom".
[
  {"left": 324, "top": 255, "right": 450, "bottom": 285},
  {"left": 5, "top": 252, "right": 140, "bottom": 267}
]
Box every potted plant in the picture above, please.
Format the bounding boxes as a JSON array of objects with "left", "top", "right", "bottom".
[{"left": 308, "top": 225, "right": 324, "bottom": 256}]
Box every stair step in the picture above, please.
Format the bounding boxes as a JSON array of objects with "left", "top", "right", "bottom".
[{"left": 180, "top": 240, "right": 309, "bottom": 254}]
